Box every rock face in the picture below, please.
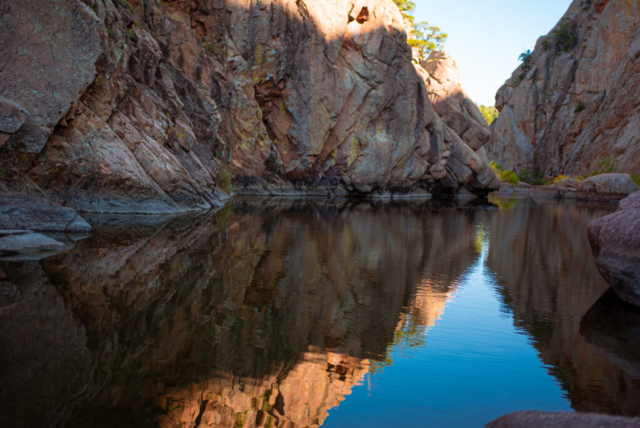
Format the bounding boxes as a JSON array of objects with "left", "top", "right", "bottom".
[
  {"left": 0, "top": 0, "right": 496, "bottom": 213},
  {"left": 488, "top": 0, "right": 640, "bottom": 176},
  {"left": 486, "top": 411, "right": 640, "bottom": 428},
  {"left": 418, "top": 51, "right": 500, "bottom": 193},
  {"left": 588, "top": 191, "right": 640, "bottom": 307}
]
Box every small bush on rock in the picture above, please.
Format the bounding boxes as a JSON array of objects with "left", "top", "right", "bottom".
[
  {"left": 491, "top": 161, "right": 520, "bottom": 185},
  {"left": 217, "top": 165, "right": 233, "bottom": 194},
  {"left": 517, "top": 168, "right": 548, "bottom": 185},
  {"left": 554, "top": 18, "right": 578, "bottom": 52}
]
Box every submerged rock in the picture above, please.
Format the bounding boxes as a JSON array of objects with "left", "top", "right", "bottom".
[
  {"left": 486, "top": 411, "right": 640, "bottom": 428},
  {"left": 1, "top": 0, "right": 496, "bottom": 213},
  {"left": 588, "top": 192, "right": 640, "bottom": 307},
  {"left": 487, "top": 0, "right": 640, "bottom": 177},
  {"left": 0, "top": 194, "right": 91, "bottom": 232}
]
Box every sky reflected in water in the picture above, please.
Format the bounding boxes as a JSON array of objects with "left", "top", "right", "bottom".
[{"left": 324, "top": 226, "right": 571, "bottom": 427}]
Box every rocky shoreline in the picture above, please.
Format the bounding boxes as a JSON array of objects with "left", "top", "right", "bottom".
[{"left": 494, "top": 173, "right": 639, "bottom": 203}]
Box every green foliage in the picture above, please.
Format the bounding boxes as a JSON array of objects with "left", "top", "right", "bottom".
[
  {"left": 519, "top": 49, "right": 532, "bottom": 68},
  {"left": 491, "top": 161, "right": 520, "bottom": 185},
  {"left": 408, "top": 22, "right": 448, "bottom": 62},
  {"left": 551, "top": 174, "right": 570, "bottom": 185},
  {"left": 574, "top": 102, "right": 586, "bottom": 114},
  {"left": 517, "top": 168, "right": 547, "bottom": 185},
  {"left": 554, "top": 18, "right": 578, "bottom": 52},
  {"left": 479, "top": 105, "right": 499, "bottom": 126},
  {"left": 393, "top": 0, "right": 446, "bottom": 62},
  {"left": 217, "top": 165, "right": 233, "bottom": 194},
  {"left": 577, "top": 155, "right": 619, "bottom": 180},
  {"left": 631, "top": 174, "right": 640, "bottom": 189},
  {"left": 349, "top": 138, "right": 359, "bottom": 167},
  {"left": 393, "top": 0, "right": 416, "bottom": 22},
  {"left": 597, "top": 155, "right": 619, "bottom": 174}
]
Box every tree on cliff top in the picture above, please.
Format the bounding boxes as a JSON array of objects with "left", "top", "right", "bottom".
[
  {"left": 479, "top": 105, "right": 499, "bottom": 126},
  {"left": 393, "top": 0, "right": 447, "bottom": 62}
]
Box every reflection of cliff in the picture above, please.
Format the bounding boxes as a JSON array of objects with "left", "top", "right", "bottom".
[
  {"left": 482, "top": 199, "right": 640, "bottom": 416},
  {"left": 0, "top": 200, "right": 481, "bottom": 428}
]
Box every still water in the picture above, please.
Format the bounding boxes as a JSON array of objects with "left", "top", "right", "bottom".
[{"left": 1, "top": 196, "right": 639, "bottom": 427}]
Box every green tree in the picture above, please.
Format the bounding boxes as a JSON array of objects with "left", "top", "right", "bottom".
[
  {"left": 393, "top": 0, "right": 416, "bottom": 22},
  {"left": 409, "top": 22, "right": 448, "bottom": 62},
  {"left": 393, "top": 0, "right": 447, "bottom": 62},
  {"left": 479, "top": 105, "right": 499, "bottom": 126}
]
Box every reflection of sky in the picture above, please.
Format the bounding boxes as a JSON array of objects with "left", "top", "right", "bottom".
[{"left": 323, "top": 225, "right": 571, "bottom": 428}]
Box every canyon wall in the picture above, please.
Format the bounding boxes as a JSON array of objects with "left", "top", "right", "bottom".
[
  {"left": 488, "top": 0, "right": 640, "bottom": 176},
  {"left": 0, "top": 0, "right": 497, "bottom": 214}
]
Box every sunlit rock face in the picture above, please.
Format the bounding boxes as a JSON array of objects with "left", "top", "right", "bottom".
[
  {"left": 483, "top": 198, "right": 640, "bottom": 416},
  {"left": 488, "top": 0, "right": 640, "bottom": 175},
  {"left": 417, "top": 51, "right": 500, "bottom": 193},
  {"left": 0, "top": 0, "right": 496, "bottom": 212},
  {"left": 0, "top": 201, "right": 480, "bottom": 428}
]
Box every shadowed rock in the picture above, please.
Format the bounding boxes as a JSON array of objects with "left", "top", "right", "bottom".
[
  {"left": 0, "top": 0, "right": 497, "bottom": 213},
  {"left": 589, "top": 191, "right": 640, "bottom": 306},
  {"left": 0, "top": 194, "right": 91, "bottom": 232},
  {"left": 486, "top": 411, "right": 640, "bottom": 428}
]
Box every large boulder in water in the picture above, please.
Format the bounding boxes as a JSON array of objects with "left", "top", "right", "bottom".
[
  {"left": 486, "top": 411, "right": 640, "bottom": 428},
  {"left": 588, "top": 191, "right": 640, "bottom": 307},
  {"left": 579, "top": 173, "right": 639, "bottom": 196}
]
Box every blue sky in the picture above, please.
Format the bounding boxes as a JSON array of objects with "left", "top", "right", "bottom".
[{"left": 414, "top": 0, "right": 574, "bottom": 106}]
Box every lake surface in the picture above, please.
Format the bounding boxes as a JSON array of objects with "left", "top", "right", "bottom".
[{"left": 1, "top": 196, "right": 639, "bottom": 428}]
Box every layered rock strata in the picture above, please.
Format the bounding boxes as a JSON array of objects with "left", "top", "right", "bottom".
[
  {"left": 588, "top": 191, "right": 640, "bottom": 307},
  {"left": 0, "top": 0, "right": 496, "bottom": 213},
  {"left": 488, "top": 0, "right": 640, "bottom": 176}
]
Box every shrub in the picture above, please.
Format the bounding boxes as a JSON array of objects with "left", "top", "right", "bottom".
[
  {"left": 491, "top": 161, "right": 520, "bottom": 185},
  {"left": 519, "top": 49, "right": 532, "bottom": 70},
  {"left": 551, "top": 174, "right": 570, "bottom": 185},
  {"left": 597, "top": 155, "right": 618, "bottom": 174},
  {"left": 479, "top": 105, "right": 499, "bottom": 126},
  {"left": 517, "top": 168, "right": 547, "bottom": 185},
  {"left": 631, "top": 174, "right": 640, "bottom": 189},
  {"left": 554, "top": 18, "right": 578, "bottom": 52},
  {"left": 574, "top": 103, "right": 586, "bottom": 114},
  {"left": 217, "top": 165, "right": 233, "bottom": 194},
  {"left": 577, "top": 155, "right": 619, "bottom": 180}
]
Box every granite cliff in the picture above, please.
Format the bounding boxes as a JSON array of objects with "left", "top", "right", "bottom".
[
  {"left": 0, "top": 0, "right": 497, "bottom": 214},
  {"left": 488, "top": 0, "right": 640, "bottom": 176}
]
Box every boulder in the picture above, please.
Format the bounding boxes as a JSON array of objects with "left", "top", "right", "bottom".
[
  {"left": 555, "top": 177, "right": 581, "bottom": 189},
  {"left": 588, "top": 192, "right": 640, "bottom": 306},
  {"left": 486, "top": 411, "right": 640, "bottom": 428},
  {"left": 0, "top": 231, "right": 64, "bottom": 254},
  {"left": 0, "top": 194, "right": 91, "bottom": 232},
  {"left": 579, "top": 173, "right": 639, "bottom": 196}
]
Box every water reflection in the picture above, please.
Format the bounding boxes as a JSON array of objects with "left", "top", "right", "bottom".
[{"left": 0, "top": 197, "right": 637, "bottom": 428}]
